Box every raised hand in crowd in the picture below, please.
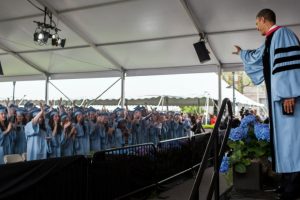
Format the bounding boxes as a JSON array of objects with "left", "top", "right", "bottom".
[
  {"left": 64, "top": 121, "right": 72, "bottom": 129},
  {"left": 4, "top": 98, "right": 10, "bottom": 107}
]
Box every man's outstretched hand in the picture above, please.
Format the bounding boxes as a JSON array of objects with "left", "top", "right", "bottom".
[{"left": 232, "top": 45, "right": 242, "bottom": 55}]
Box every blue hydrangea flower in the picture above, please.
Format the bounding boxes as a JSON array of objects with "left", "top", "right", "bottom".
[
  {"left": 220, "top": 155, "right": 230, "bottom": 173},
  {"left": 241, "top": 126, "right": 249, "bottom": 138},
  {"left": 229, "top": 127, "right": 246, "bottom": 141},
  {"left": 254, "top": 123, "right": 270, "bottom": 142},
  {"left": 240, "top": 114, "right": 256, "bottom": 128}
]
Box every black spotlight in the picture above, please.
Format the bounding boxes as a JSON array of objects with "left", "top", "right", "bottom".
[
  {"left": 33, "top": 32, "right": 39, "bottom": 42},
  {"left": 193, "top": 40, "right": 211, "bottom": 63},
  {"left": 0, "top": 61, "right": 3, "bottom": 75},
  {"left": 52, "top": 38, "right": 58, "bottom": 46},
  {"left": 59, "top": 38, "right": 66, "bottom": 48}
]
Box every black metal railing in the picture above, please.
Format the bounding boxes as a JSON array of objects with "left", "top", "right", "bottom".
[
  {"left": 189, "top": 98, "right": 233, "bottom": 200},
  {"left": 115, "top": 133, "right": 211, "bottom": 200},
  {"left": 89, "top": 143, "right": 157, "bottom": 200}
]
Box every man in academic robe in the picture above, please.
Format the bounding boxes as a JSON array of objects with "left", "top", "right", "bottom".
[{"left": 233, "top": 8, "right": 300, "bottom": 199}]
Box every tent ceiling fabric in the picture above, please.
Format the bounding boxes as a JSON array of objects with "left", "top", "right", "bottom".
[{"left": 0, "top": 0, "right": 300, "bottom": 81}]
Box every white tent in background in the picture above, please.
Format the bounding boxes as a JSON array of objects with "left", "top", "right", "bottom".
[{"left": 86, "top": 73, "right": 263, "bottom": 107}]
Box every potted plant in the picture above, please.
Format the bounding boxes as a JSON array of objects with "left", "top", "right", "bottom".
[{"left": 220, "top": 113, "right": 271, "bottom": 190}]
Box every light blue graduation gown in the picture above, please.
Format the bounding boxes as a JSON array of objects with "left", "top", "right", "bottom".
[
  {"left": 25, "top": 121, "right": 48, "bottom": 161},
  {"left": 114, "top": 128, "right": 124, "bottom": 148},
  {"left": 98, "top": 124, "right": 107, "bottom": 150},
  {"left": 61, "top": 130, "right": 75, "bottom": 157},
  {"left": 160, "top": 122, "right": 169, "bottom": 140},
  {"left": 46, "top": 125, "right": 62, "bottom": 158},
  {"left": 131, "top": 121, "right": 141, "bottom": 145},
  {"left": 183, "top": 119, "right": 192, "bottom": 137},
  {"left": 0, "top": 130, "right": 6, "bottom": 164},
  {"left": 1, "top": 129, "right": 16, "bottom": 156},
  {"left": 89, "top": 121, "right": 101, "bottom": 152},
  {"left": 149, "top": 124, "right": 160, "bottom": 146},
  {"left": 14, "top": 124, "right": 27, "bottom": 154},
  {"left": 241, "top": 27, "right": 300, "bottom": 173},
  {"left": 74, "top": 122, "right": 90, "bottom": 156}
]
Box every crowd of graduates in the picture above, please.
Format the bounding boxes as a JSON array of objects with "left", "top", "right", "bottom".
[{"left": 0, "top": 99, "right": 209, "bottom": 164}]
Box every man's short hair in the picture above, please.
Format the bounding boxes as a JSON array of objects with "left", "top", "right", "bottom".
[{"left": 256, "top": 8, "right": 276, "bottom": 23}]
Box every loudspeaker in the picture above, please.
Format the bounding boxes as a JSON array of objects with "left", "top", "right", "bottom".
[
  {"left": 193, "top": 41, "right": 210, "bottom": 63},
  {"left": 0, "top": 61, "right": 3, "bottom": 75}
]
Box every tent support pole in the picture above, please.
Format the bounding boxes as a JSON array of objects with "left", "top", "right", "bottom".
[
  {"left": 157, "top": 96, "right": 163, "bottom": 107},
  {"left": 45, "top": 75, "right": 49, "bottom": 104},
  {"left": 232, "top": 71, "right": 236, "bottom": 116},
  {"left": 166, "top": 97, "right": 169, "bottom": 112},
  {"left": 205, "top": 93, "right": 209, "bottom": 124},
  {"left": 161, "top": 96, "right": 164, "bottom": 111},
  {"left": 121, "top": 71, "right": 126, "bottom": 108},
  {"left": 88, "top": 78, "right": 121, "bottom": 106},
  {"left": 218, "top": 65, "right": 222, "bottom": 112},
  {"left": 49, "top": 81, "right": 73, "bottom": 103},
  {"left": 12, "top": 81, "right": 16, "bottom": 104},
  {"left": 197, "top": 98, "right": 200, "bottom": 114}
]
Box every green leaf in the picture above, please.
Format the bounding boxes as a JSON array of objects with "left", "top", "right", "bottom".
[
  {"left": 254, "top": 148, "right": 265, "bottom": 157},
  {"left": 242, "top": 159, "right": 252, "bottom": 166},
  {"left": 234, "top": 163, "right": 247, "bottom": 173}
]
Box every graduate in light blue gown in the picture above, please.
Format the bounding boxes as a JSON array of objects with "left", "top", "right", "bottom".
[
  {"left": 131, "top": 109, "right": 142, "bottom": 145},
  {"left": 73, "top": 110, "right": 90, "bottom": 156},
  {"left": 88, "top": 107, "right": 102, "bottom": 152},
  {"left": 105, "top": 113, "right": 116, "bottom": 149},
  {"left": 25, "top": 107, "right": 49, "bottom": 161},
  {"left": 174, "top": 113, "right": 184, "bottom": 138},
  {"left": 60, "top": 113, "right": 76, "bottom": 157},
  {"left": 0, "top": 106, "right": 14, "bottom": 164},
  {"left": 13, "top": 108, "right": 27, "bottom": 154},
  {"left": 97, "top": 112, "right": 109, "bottom": 151},
  {"left": 125, "top": 111, "right": 133, "bottom": 145},
  {"left": 115, "top": 118, "right": 127, "bottom": 148},
  {"left": 46, "top": 110, "right": 63, "bottom": 158},
  {"left": 166, "top": 112, "right": 175, "bottom": 139},
  {"left": 148, "top": 113, "right": 161, "bottom": 146},
  {"left": 233, "top": 9, "right": 300, "bottom": 198},
  {"left": 182, "top": 115, "right": 192, "bottom": 137},
  {"left": 159, "top": 113, "right": 169, "bottom": 140}
]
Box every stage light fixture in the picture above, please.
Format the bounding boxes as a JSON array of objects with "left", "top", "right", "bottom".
[{"left": 33, "top": 7, "right": 66, "bottom": 48}]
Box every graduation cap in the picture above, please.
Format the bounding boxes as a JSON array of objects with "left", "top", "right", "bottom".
[
  {"left": 74, "top": 110, "right": 83, "bottom": 117},
  {"left": 60, "top": 112, "right": 68, "bottom": 121},
  {"left": 49, "top": 110, "right": 59, "bottom": 118},
  {"left": 0, "top": 105, "right": 7, "bottom": 113},
  {"left": 133, "top": 105, "right": 145, "bottom": 113},
  {"left": 24, "top": 101, "right": 34, "bottom": 110},
  {"left": 9, "top": 104, "right": 18, "bottom": 109},
  {"left": 0, "top": 61, "right": 3, "bottom": 76},
  {"left": 113, "top": 107, "right": 121, "bottom": 113},
  {"left": 31, "top": 107, "right": 41, "bottom": 117},
  {"left": 159, "top": 112, "right": 167, "bottom": 116},
  {"left": 16, "top": 108, "right": 26, "bottom": 116},
  {"left": 174, "top": 112, "right": 181, "bottom": 116},
  {"left": 99, "top": 112, "right": 109, "bottom": 116},
  {"left": 87, "top": 106, "right": 97, "bottom": 114}
]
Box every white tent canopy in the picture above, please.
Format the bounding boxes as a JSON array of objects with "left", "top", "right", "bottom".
[
  {"left": 1, "top": 0, "right": 298, "bottom": 108},
  {"left": 0, "top": 0, "right": 299, "bottom": 81}
]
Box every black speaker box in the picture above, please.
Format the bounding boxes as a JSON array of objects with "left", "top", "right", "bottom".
[
  {"left": 193, "top": 41, "right": 211, "bottom": 63},
  {"left": 0, "top": 62, "right": 3, "bottom": 75}
]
